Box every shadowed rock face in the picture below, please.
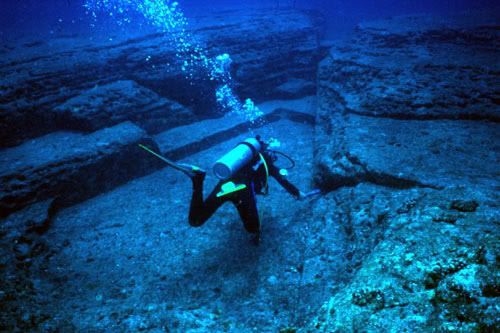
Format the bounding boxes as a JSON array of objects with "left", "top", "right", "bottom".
[
  {"left": 0, "top": 9, "right": 324, "bottom": 148},
  {"left": 307, "top": 13, "right": 499, "bottom": 333}
]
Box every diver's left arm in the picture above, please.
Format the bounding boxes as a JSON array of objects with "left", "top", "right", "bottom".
[{"left": 268, "top": 163, "right": 302, "bottom": 199}]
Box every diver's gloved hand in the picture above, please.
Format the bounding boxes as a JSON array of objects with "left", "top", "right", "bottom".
[
  {"left": 297, "top": 191, "right": 306, "bottom": 200},
  {"left": 298, "top": 189, "right": 322, "bottom": 200},
  {"left": 191, "top": 167, "right": 206, "bottom": 181}
]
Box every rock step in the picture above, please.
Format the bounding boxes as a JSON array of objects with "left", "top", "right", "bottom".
[
  {"left": 0, "top": 9, "right": 324, "bottom": 148},
  {"left": 0, "top": 122, "right": 162, "bottom": 218},
  {"left": 53, "top": 80, "right": 195, "bottom": 135},
  {"left": 0, "top": 97, "right": 316, "bottom": 219},
  {"left": 314, "top": 14, "right": 500, "bottom": 192},
  {"left": 320, "top": 13, "right": 499, "bottom": 122},
  {"left": 154, "top": 97, "right": 316, "bottom": 160}
]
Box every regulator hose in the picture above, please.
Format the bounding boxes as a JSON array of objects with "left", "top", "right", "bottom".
[{"left": 268, "top": 150, "right": 296, "bottom": 170}]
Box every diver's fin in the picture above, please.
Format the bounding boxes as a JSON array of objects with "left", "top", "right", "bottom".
[{"left": 138, "top": 144, "right": 204, "bottom": 177}]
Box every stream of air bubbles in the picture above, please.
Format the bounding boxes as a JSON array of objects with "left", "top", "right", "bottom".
[{"left": 84, "top": 0, "right": 264, "bottom": 124}]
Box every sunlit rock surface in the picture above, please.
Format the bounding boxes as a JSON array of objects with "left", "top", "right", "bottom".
[{"left": 304, "top": 186, "right": 498, "bottom": 332}]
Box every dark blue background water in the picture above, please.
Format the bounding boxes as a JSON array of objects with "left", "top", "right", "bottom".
[{"left": 1, "top": 0, "right": 498, "bottom": 40}]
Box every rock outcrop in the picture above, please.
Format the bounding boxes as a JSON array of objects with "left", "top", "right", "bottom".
[
  {"left": 0, "top": 98, "right": 319, "bottom": 332},
  {"left": 314, "top": 13, "right": 499, "bottom": 191},
  {"left": 0, "top": 9, "right": 324, "bottom": 147},
  {"left": 53, "top": 80, "right": 195, "bottom": 134},
  {"left": 305, "top": 186, "right": 498, "bottom": 332},
  {"left": 0, "top": 122, "right": 161, "bottom": 218},
  {"left": 308, "top": 13, "right": 499, "bottom": 332},
  {"left": 2, "top": 7, "right": 498, "bottom": 332},
  {"left": 0, "top": 96, "right": 315, "bottom": 220}
]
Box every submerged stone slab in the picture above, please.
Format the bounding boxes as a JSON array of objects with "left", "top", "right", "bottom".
[
  {"left": 337, "top": 114, "right": 499, "bottom": 189},
  {"left": 0, "top": 122, "right": 161, "bottom": 218},
  {"left": 322, "top": 13, "right": 499, "bottom": 121},
  {"left": 0, "top": 109, "right": 317, "bottom": 332},
  {"left": 53, "top": 80, "right": 195, "bottom": 134},
  {"left": 314, "top": 13, "right": 500, "bottom": 191},
  {"left": 154, "top": 97, "right": 316, "bottom": 160},
  {"left": 0, "top": 9, "right": 324, "bottom": 147},
  {"left": 309, "top": 13, "right": 500, "bottom": 332}
]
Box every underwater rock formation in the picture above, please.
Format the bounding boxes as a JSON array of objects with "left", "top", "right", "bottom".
[
  {"left": 305, "top": 186, "right": 498, "bottom": 332},
  {"left": 154, "top": 100, "right": 315, "bottom": 160},
  {"left": 53, "top": 80, "right": 195, "bottom": 134},
  {"left": 308, "top": 13, "right": 499, "bottom": 332},
  {"left": 0, "top": 97, "right": 320, "bottom": 332},
  {"left": 1, "top": 6, "right": 498, "bottom": 332},
  {"left": 314, "top": 13, "right": 499, "bottom": 191},
  {"left": 0, "top": 122, "right": 161, "bottom": 218},
  {"left": 0, "top": 9, "right": 324, "bottom": 148}
]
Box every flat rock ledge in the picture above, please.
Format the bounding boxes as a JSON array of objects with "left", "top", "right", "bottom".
[
  {"left": 0, "top": 122, "right": 162, "bottom": 218},
  {"left": 0, "top": 97, "right": 315, "bottom": 220}
]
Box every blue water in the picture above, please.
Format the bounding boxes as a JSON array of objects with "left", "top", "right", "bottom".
[{"left": 1, "top": 0, "right": 498, "bottom": 38}]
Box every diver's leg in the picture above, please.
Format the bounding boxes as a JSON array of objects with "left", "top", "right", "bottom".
[
  {"left": 188, "top": 175, "right": 225, "bottom": 227},
  {"left": 233, "top": 187, "right": 260, "bottom": 236}
]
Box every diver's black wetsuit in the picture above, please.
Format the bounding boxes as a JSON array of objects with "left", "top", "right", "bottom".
[{"left": 188, "top": 149, "right": 300, "bottom": 235}]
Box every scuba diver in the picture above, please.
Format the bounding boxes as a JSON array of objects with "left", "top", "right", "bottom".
[
  {"left": 140, "top": 136, "right": 319, "bottom": 245},
  {"left": 137, "top": 56, "right": 319, "bottom": 244}
]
